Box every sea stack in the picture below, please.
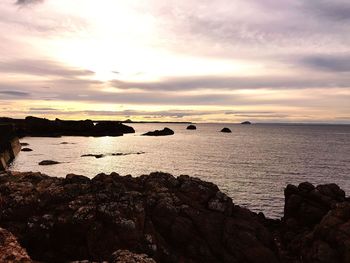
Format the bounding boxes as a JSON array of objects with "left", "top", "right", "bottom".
[
  {"left": 186, "top": 125, "right": 197, "bottom": 130},
  {"left": 221, "top": 127, "right": 232, "bottom": 133}
]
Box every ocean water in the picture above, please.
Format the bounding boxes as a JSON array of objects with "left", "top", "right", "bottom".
[{"left": 10, "top": 123, "right": 350, "bottom": 218}]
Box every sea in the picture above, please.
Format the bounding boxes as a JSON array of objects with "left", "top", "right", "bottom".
[{"left": 10, "top": 123, "right": 350, "bottom": 218}]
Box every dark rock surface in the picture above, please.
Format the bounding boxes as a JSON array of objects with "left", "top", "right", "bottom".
[
  {"left": 220, "top": 128, "right": 232, "bottom": 133},
  {"left": 142, "top": 128, "right": 174, "bottom": 136},
  {"left": 0, "top": 124, "right": 21, "bottom": 171},
  {"left": 110, "top": 250, "right": 156, "bottom": 263},
  {"left": 0, "top": 172, "right": 349, "bottom": 263},
  {"left": 0, "top": 116, "right": 135, "bottom": 137},
  {"left": 0, "top": 227, "right": 32, "bottom": 262},
  {"left": 0, "top": 172, "right": 278, "bottom": 263},
  {"left": 38, "top": 160, "right": 61, "bottom": 165},
  {"left": 186, "top": 125, "right": 197, "bottom": 130},
  {"left": 241, "top": 121, "right": 251, "bottom": 125}
]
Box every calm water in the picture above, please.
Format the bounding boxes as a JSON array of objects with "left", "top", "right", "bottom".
[{"left": 10, "top": 123, "right": 350, "bottom": 218}]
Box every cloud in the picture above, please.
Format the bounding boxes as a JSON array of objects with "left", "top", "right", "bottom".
[
  {"left": 0, "top": 90, "right": 30, "bottom": 97},
  {"left": 16, "top": 0, "right": 44, "bottom": 5},
  {"left": 300, "top": 54, "right": 350, "bottom": 72},
  {"left": 0, "top": 59, "right": 94, "bottom": 77},
  {"left": 111, "top": 74, "right": 350, "bottom": 91},
  {"left": 307, "top": 0, "right": 350, "bottom": 21}
]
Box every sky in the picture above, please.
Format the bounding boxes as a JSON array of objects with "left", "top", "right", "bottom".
[{"left": 0, "top": 0, "right": 349, "bottom": 123}]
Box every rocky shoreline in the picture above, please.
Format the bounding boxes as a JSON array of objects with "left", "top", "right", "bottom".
[
  {"left": 0, "top": 171, "right": 349, "bottom": 263},
  {"left": 0, "top": 117, "right": 135, "bottom": 137}
]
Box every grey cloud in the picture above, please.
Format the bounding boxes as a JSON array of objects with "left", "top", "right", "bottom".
[
  {"left": 111, "top": 75, "right": 350, "bottom": 91},
  {"left": 16, "top": 0, "right": 44, "bottom": 5},
  {"left": 29, "top": 107, "right": 57, "bottom": 111},
  {"left": 306, "top": 0, "right": 350, "bottom": 21},
  {"left": 0, "top": 90, "right": 30, "bottom": 97},
  {"left": 0, "top": 59, "right": 94, "bottom": 78},
  {"left": 300, "top": 54, "right": 350, "bottom": 72}
]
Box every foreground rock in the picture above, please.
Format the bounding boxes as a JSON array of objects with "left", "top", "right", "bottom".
[
  {"left": 186, "top": 125, "right": 197, "bottom": 130},
  {"left": 220, "top": 128, "right": 232, "bottom": 133},
  {"left": 1, "top": 172, "right": 349, "bottom": 263},
  {"left": 142, "top": 128, "right": 174, "bottom": 136},
  {"left": 0, "top": 227, "right": 32, "bottom": 262},
  {"left": 110, "top": 250, "right": 156, "bottom": 263},
  {"left": 0, "top": 172, "right": 278, "bottom": 263},
  {"left": 0, "top": 116, "right": 135, "bottom": 137},
  {"left": 276, "top": 182, "right": 349, "bottom": 262}
]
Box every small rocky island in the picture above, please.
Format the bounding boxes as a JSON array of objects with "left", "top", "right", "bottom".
[{"left": 142, "top": 127, "right": 174, "bottom": 136}]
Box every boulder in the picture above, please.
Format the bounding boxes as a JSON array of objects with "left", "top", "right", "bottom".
[
  {"left": 38, "top": 160, "right": 61, "bottom": 165},
  {"left": 186, "top": 125, "right": 197, "bottom": 130},
  {"left": 220, "top": 128, "right": 232, "bottom": 133},
  {"left": 241, "top": 121, "right": 251, "bottom": 125},
  {"left": 142, "top": 128, "right": 174, "bottom": 136},
  {"left": 21, "top": 148, "right": 33, "bottom": 152}
]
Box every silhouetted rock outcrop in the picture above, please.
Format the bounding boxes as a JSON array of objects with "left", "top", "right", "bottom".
[
  {"left": 0, "top": 117, "right": 135, "bottom": 137},
  {"left": 220, "top": 127, "right": 232, "bottom": 133},
  {"left": 142, "top": 127, "right": 174, "bottom": 136},
  {"left": 186, "top": 125, "right": 197, "bottom": 130},
  {"left": 241, "top": 121, "right": 251, "bottom": 125}
]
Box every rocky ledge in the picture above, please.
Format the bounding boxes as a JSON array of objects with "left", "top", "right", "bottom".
[
  {"left": 0, "top": 172, "right": 349, "bottom": 263},
  {"left": 0, "top": 116, "right": 135, "bottom": 137}
]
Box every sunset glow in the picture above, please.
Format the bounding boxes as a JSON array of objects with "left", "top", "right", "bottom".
[{"left": 0, "top": 0, "right": 349, "bottom": 123}]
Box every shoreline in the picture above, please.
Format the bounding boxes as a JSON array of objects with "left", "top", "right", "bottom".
[{"left": 0, "top": 171, "right": 349, "bottom": 263}]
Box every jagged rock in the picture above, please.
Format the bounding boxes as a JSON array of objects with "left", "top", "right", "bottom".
[
  {"left": 220, "top": 128, "right": 232, "bottom": 133},
  {"left": 38, "top": 160, "right": 61, "bottom": 165},
  {"left": 142, "top": 128, "right": 174, "bottom": 136},
  {"left": 0, "top": 227, "right": 32, "bottom": 262},
  {"left": 300, "top": 202, "right": 350, "bottom": 263},
  {"left": 0, "top": 172, "right": 278, "bottom": 263},
  {"left": 186, "top": 125, "right": 197, "bottom": 130},
  {"left": 284, "top": 182, "right": 345, "bottom": 228}
]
